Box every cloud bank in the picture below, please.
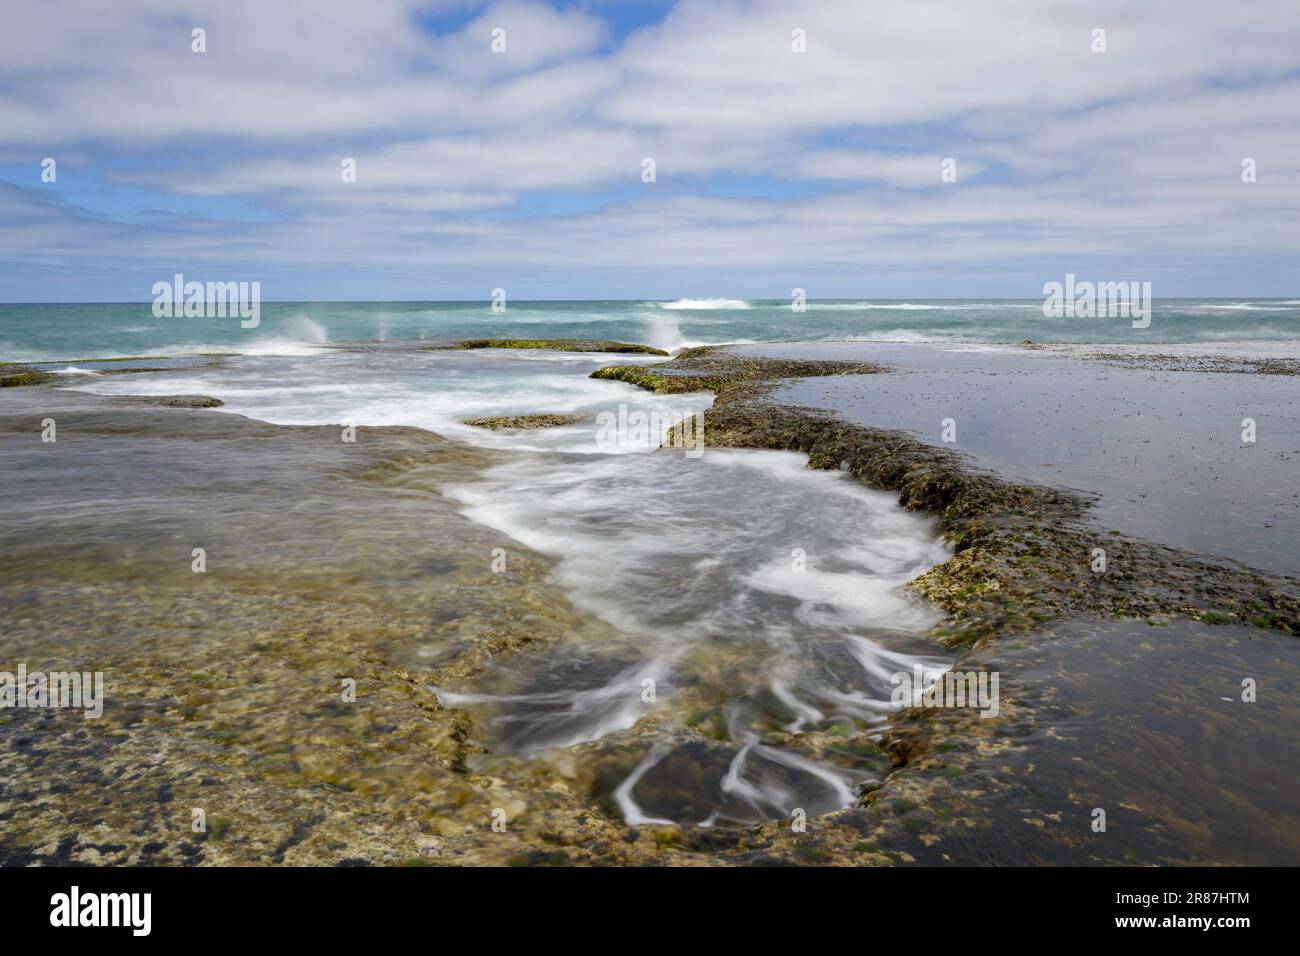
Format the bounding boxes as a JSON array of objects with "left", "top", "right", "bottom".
[{"left": 1, "top": 0, "right": 1298, "bottom": 299}]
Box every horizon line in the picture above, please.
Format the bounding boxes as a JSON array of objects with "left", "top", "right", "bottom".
[{"left": 2, "top": 295, "right": 1297, "bottom": 307}]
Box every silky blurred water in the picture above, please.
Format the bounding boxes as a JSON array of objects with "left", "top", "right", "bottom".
[{"left": 11, "top": 346, "right": 954, "bottom": 827}]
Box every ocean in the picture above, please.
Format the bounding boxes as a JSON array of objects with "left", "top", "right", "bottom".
[{"left": 3, "top": 298, "right": 1300, "bottom": 363}]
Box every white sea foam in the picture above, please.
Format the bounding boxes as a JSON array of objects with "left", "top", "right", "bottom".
[
  {"left": 839, "top": 329, "right": 939, "bottom": 343},
  {"left": 742, "top": 553, "right": 937, "bottom": 634},
  {"left": 657, "top": 298, "right": 750, "bottom": 310},
  {"left": 161, "top": 315, "right": 333, "bottom": 357},
  {"left": 1187, "top": 302, "right": 1300, "bottom": 312},
  {"left": 720, "top": 740, "right": 858, "bottom": 817},
  {"left": 857, "top": 302, "right": 946, "bottom": 310},
  {"left": 224, "top": 338, "right": 328, "bottom": 356},
  {"left": 830, "top": 302, "right": 1033, "bottom": 311},
  {"left": 1046, "top": 339, "right": 1300, "bottom": 360},
  {"left": 440, "top": 438, "right": 951, "bottom": 826},
  {"left": 68, "top": 348, "right": 712, "bottom": 455},
  {"left": 435, "top": 658, "right": 673, "bottom": 757},
  {"left": 613, "top": 744, "right": 678, "bottom": 826},
  {"left": 448, "top": 448, "right": 947, "bottom": 640}
]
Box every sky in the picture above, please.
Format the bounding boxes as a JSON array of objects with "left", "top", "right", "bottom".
[{"left": 1, "top": 0, "right": 1298, "bottom": 301}]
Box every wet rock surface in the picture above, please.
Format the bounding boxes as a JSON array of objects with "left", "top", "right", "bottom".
[
  {"left": 451, "top": 339, "right": 670, "bottom": 355},
  {"left": 0, "top": 369, "right": 58, "bottom": 387},
  {"left": 463, "top": 413, "right": 584, "bottom": 430},
  {"left": 591, "top": 347, "right": 886, "bottom": 401},
  {"left": 325, "top": 339, "right": 672, "bottom": 357},
  {"left": 1024, "top": 343, "right": 1300, "bottom": 376},
  {"left": 107, "top": 394, "right": 225, "bottom": 408}
]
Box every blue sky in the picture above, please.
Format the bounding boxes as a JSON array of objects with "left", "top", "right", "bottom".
[{"left": 1, "top": 0, "right": 1298, "bottom": 301}]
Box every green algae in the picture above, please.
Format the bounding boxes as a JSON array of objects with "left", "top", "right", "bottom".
[
  {"left": 463, "top": 413, "right": 584, "bottom": 429},
  {"left": 0, "top": 370, "right": 57, "bottom": 387},
  {"left": 454, "top": 338, "right": 669, "bottom": 355},
  {"left": 591, "top": 351, "right": 886, "bottom": 401},
  {"left": 591, "top": 365, "right": 730, "bottom": 395},
  {"left": 1034, "top": 346, "right": 1300, "bottom": 377},
  {"left": 109, "top": 395, "right": 225, "bottom": 408}
]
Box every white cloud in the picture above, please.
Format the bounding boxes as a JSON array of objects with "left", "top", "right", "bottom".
[{"left": 0, "top": 0, "right": 1298, "bottom": 295}]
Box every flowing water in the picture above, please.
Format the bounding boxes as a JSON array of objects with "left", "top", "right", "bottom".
[
  {"left": 442, "top": 449, "right": 949, "bottom": 823},
  {"left": 38, "top": 345, "right": 951, "bottom": 826}
]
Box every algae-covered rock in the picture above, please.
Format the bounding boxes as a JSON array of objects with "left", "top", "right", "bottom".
[
  {"left": 463, "top": 413, "right": 583, "bottom": 430},
  {"left": 455, "top": 338, "right": 669, "bottom": 355},
  {"left": 0, "top": 369, "right": 57, "bottom": 387},
  {"left": 591, "top": 347, "right": 885, "bottom": 401},
  {"left": 591, "top": 345, "right": 1300, "bottom": 644},
  {"left": 111, "top": 395, "right": 226, "bottom": 408}
]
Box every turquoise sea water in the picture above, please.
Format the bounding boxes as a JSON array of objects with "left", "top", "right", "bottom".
[{"left": 3, "top": 298, "right": 1299, "bottom": 362}]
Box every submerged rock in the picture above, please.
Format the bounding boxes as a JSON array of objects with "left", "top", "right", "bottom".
[
  {"left": 591, "top": 351, "right": 886, "bottom": 400},
  {"left": 453, "top": 338, "right": 669, "bottom": 355},
  {"left": 110, "top": 394, "right": 225, "bottom": 408},
  {"left": 0, "top": 369, "right": 57, "bottom": 387},
  {"left": 1034, "top": 345, "right": 1300, "bottom": 376},
  {"left": 463, "top": 413, "right": 583, "bottom": 430}
]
